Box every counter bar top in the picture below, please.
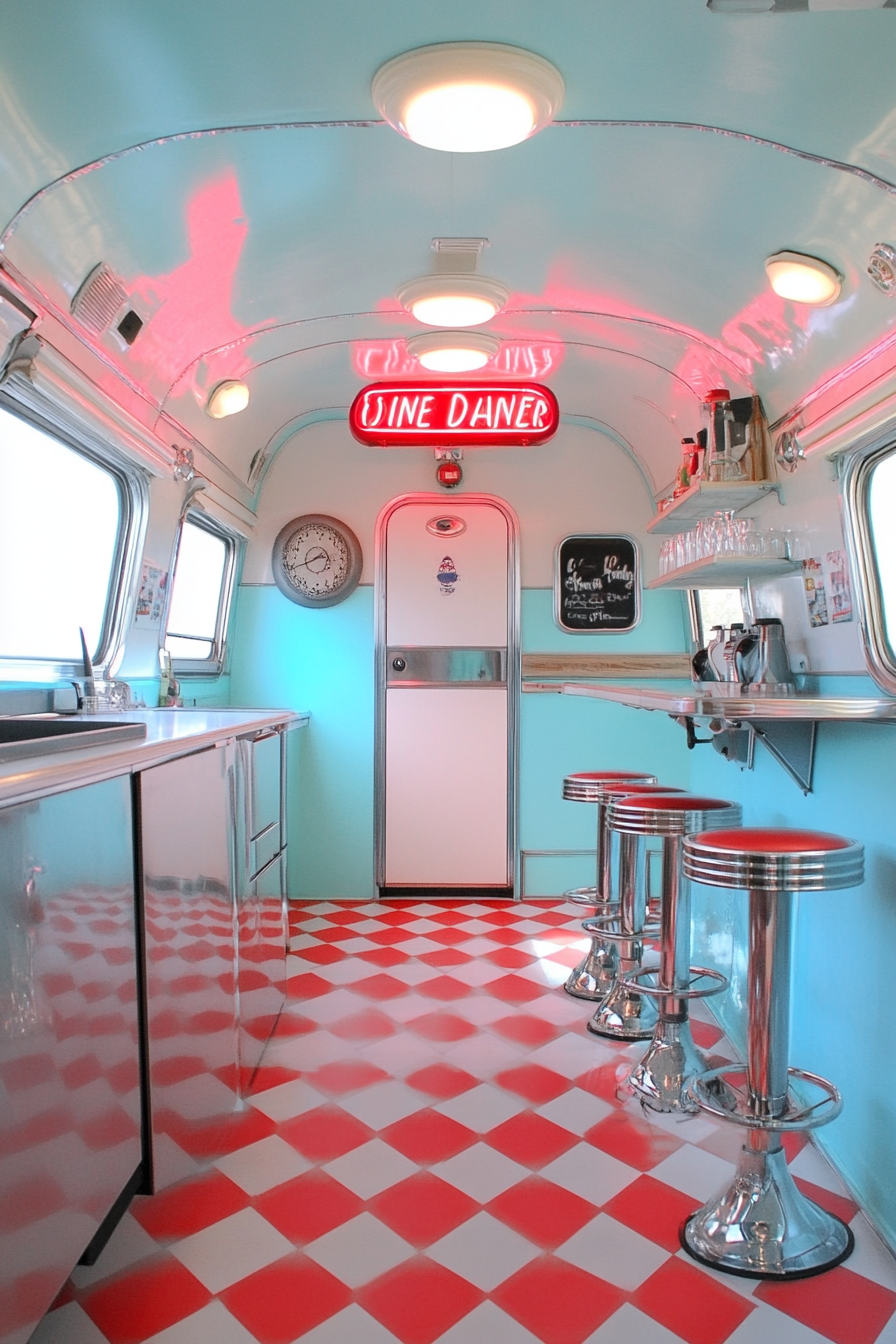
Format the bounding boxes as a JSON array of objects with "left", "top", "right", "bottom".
[
  {"left": 523, "top": 680, "right": 896, "bottom": 722},
  {"left": 0, "top": 707, "right": 310, "bottom": 809}
]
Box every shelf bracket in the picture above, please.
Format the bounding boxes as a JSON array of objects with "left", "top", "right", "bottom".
[{"left": 750, "top": 719, "right": 816, "bottom": 795}]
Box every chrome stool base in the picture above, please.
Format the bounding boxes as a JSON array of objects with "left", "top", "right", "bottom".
[
  {"left": 625, "top": 1019, "right": 708, "bottom": 1112},
  {"left": 587, "top": 975, "right": 658, "bottom": 1040},
  {"left": 564, "top": 914, "right": 618, "bottom": 1001},
  {"left": 681, "top": 1142, "right": 854, "bottom": 1279}
]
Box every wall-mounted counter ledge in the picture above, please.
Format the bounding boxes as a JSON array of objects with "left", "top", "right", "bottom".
[{"left": 536, "top": 681, "right": 896, "bottom": 722}]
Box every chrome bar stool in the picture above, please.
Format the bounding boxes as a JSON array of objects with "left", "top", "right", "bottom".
[
  {"left": 681, "top": 827, "right": 864, "bottom": 1280},
  {"left": 607, "top": 793, "right": 741, "bottom": 1112},
  {"left": 561, "top": 770, "right": 656, "bottom": 1000}
]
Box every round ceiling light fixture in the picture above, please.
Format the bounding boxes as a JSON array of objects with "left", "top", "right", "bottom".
[
  {"left": 764, "top": 251, "right": 842, "bottom": 306},
  {"left": 206, "top": 379, "right": 250, "bottom": 418},
  {"left": 372, "top": 42, "right": 564, "bottom": 153},
  {"left": 397, "top": 273, "right": 510, "bottom": 327},
  {"left": 407, "top": 330, "right": 500, "bottom": 372}
]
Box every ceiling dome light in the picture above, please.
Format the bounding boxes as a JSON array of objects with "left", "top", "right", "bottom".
[
  {"left": 764, "top": 251, "right": 842, "bottom": 306},
  {"left": 372, "top": 42, "right": 564, "bottom": 153},
  {"left": 407, "top": 331, "right": 500, "bottom": 372},
  {"left": 397, "top": 273, "right": 510, "bottom": 327},
  {"left": 206, "top": 380, "right": 250, "bottom": 418}
]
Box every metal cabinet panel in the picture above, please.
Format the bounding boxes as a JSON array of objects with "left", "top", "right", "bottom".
[
  {"left": 0, "top": 777, "right": 140, "bottom": 1344},
  {"left": 244, "top": 731, "right": 282, "bottom": 839},
  {"left": 139, "top": 747, "right": 239, "bottom": 1191},
  {"left": 238, "top": 852, "right": 286, "bottom": 1078}
]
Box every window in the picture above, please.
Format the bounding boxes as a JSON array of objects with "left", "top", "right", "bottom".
[
  {"left": 0, "top": 405, "right": 129, "bottom": 665},
  {"left": 690, "top": 588, "right": 746, "bottom": 649},
  {"left": 842, "top": 435, "right": 896, "bottom": 693},
  {"left": 164, "top": 513, "right": 236, "bottom": 673}
]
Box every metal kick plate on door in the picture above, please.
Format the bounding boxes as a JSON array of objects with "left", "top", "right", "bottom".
[{"left": 387, "top": 647, "right": 507, "bottom": 686}]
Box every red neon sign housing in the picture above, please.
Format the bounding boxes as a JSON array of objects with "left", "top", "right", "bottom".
[{"left": 349, "top": 381, "right": 559, "bottom": 447}]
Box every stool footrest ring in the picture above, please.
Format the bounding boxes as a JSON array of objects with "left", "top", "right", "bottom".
[
  {"left": 687, "top": 1064, "right": 842, "bottom": 1132},
  {"left": 619, "top": 965, "right": 728, "bottom": 1001},
  {"left": 588, "top": 911, "right": 662, "bottom": 940},
  {"left": 563, "top": 887, "right": 602, "bottom": 907}
]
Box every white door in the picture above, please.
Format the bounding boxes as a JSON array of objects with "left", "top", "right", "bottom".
[{"left": 377, "top": 495, "right": 518, "bottom": 893}]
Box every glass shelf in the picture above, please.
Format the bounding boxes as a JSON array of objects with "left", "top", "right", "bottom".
[
  {"left": 647, "top": 481, "right": 781, "bottom": 535},
  {"left": 648, "top": 555, "right": 799, "bottom": 590}
]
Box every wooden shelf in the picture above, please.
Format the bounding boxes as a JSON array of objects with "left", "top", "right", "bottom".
[
  {"left": 648, "top": 555, "right": 799, "bottom": 590},
  {"left": 647, "top": 481, "right": 781, "bottom": 534}
]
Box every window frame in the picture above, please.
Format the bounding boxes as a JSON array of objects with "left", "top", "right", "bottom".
[
  {"left": 840, "top": 425, "right": 896, "bottom": 695},
  {"left": 164, "top": 508, "right": 239, "bottom": 677},
  {"left": 0, "top": 393, "right": 147, "bottom": 679}
]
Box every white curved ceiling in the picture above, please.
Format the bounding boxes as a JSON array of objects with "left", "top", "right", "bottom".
[{"left": 2, "top": 1, "right": 896, "bottom": 497}]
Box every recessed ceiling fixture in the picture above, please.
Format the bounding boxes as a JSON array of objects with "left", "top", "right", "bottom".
[
  {"left": 372, "top": 42, "right": 564, "bottom": 153},
  {"left": 765, "top": 251, "right": 842, "bottom": 306},
  {"left": 399, "top": 237, "right": 509, "bottom": 327},
  {"left": 206, "top": 380, "right": 250, "bottom": 418},
  {"left": 407, "top": 331, "right": 500, "bottom": 372}
]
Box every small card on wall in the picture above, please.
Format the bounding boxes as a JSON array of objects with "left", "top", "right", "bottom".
[
  {"left": 135, "top": 560, "right": 169, "bottom": 627},
  {"left": 554, "top": 535, "right": 640, "bottom": 633},
  {"left": 801, "top": 551, "right": 853, "bottom": 628}
]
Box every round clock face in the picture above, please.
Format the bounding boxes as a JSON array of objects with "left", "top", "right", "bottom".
[{"left": 272, "top": 515, "right": 363, "bottom": 608}]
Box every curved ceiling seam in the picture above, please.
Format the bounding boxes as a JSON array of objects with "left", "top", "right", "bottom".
[
  {"left": 249, "top": 408, "right": 657, "bottom": 510},
  {"left": 164, "top": 306, "right": 748, "bottom": 403},
  {"left": 2, "top": 116, "right": 895, "bottom": 249}
]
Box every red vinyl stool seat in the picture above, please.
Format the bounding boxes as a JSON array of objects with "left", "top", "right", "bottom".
[{"left": 681, "top": 826, "right": 864, "bottom": 1280}]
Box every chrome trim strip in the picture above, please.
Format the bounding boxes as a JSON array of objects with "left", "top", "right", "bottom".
[
  {"left": 839, "top": 417, "right": 896, "bottom": 696},
  {"left": 386, "top": 646, "right": 506, "bottom": 686}
]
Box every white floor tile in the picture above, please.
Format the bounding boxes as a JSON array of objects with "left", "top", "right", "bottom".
[
  {"left": 526, "top": 993, "right": 596, "bottom": 1027},
  {"left": 348, "top": 918, "right": 393, "bottom": 934},
  {"left": 248, "top": 1078, "right": 326, "bottom": 1121},
  {"left": 292, "top": 917, "right": 333, "bottom": 932},
  {"left": 315, "top": 959, "right": 368, "bottom": 985},
  {"left": 71, "top": 1211, "right": 158, "bottom": 1286},
  {"left": 339, "top": 1080, "right": 427, "bottom": 1129},
  {"left": 304, "top": 1212, "right": 414, "bottom": 1288},
  {"left": 528, "top": 1033, "right": 608, "bottom": 1079},
  {"left": 363, "top": 1033, "right": 443, "bottom": 1077},
  {"left": 141, "top": 1299, "right": 260, "bottom": 1344},
  {"left": 264, "top": 1030, "right": 350, "bottom": 1071},
  {"left": 724, "top": 1304, "right": 831, "bottom": 1343},
  {"left": 585, "top": 1303, "right": 687, "bottom": 1344},
  {"left": 649, "top": 1144, "right": 735, "bottom": 1202},
  {"left": 28, "top": 1302, "right": 109, "bottom": 1344},
  {"left": 453, "top": 936, "right": 506, "bottom": 956},
  {"left": 294, "top": 987, "right": 366, "bottom": 1025},
  {"left": 323, "top": 1138, "right": 418, "bottom": 1198},
  {"left": 515, "top": 959, "right": 570, "bottom": 989},
  {"left": 434, "top": 1301, "right": 542, "bottom": 1344},
  {"left": 163, "top": 1073, "right": 238, "bottom": 1122},
  {"left": 555, "top": 1213, "right": 668, "bottom": 1290},
  {"left": 638, "top": 1105, "right": 718, "bottom": 1145},
  {"left": 789, "top": 1142, "right": 852, "bottom": 1197},
  {"left": 449, "top": 995, "right": 518, "bottom": 1025},
  {"left": 296, "top": 1304, "right": 405, "bottom": 1343},
  {"left": 147, "top": 1133, "right": 202, "bottom": 1189},
  {"left": 440, "top": 1035, "right": 526, "bottom": 1078},
  {"left": 447, "top": 960, "right": 507, "bottom": 987},
  {"left": 387, "top": 961, "right": 442, "bottom": 985},
  {"left": 380, "top": 995, "right": 437, "bottom": 1023},
  {"left": 872, "top": 1311, "right": 896, "bottom": 1344},
  {"left": 400, "top": 918, "right": 446, "bottom": 933},
  {"left": 540, "top": 1144, "right": 636, "bottom": 1207},
  {"left": 455, "top": 919, "right": 506, "bottom": 934},
  {"left": 214, "top": 1133, "right": 312, "bottom": 1195},
  {"left": 537, "top": 1087, "right": 611, "bottom": 1136},
  {"left": 334, "top": 936, "right": 380, "bottom": 954},
  {"left": 672, "top": 1248, "right": 758, "bottom": 1302},
  {"left": 847, "top": 1212, "right": 896, "bottom": 1291},
  {"left": 428, "top": 1210, "right": 538, "bottom": 1290},
  {"left": 394, "top": 936, "right": 447, "bottom": 955},
  {"left": 435, "top": 1083, "right": 528, "bottom": 1131},
  {"left": 169, "top": 1207, "right": 294, "bottom": 1293},
  {"left": 432, "top": 1142, "right": 530, "bottom": 1202}
]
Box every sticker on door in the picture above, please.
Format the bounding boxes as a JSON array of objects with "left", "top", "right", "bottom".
[{"left": 437, "top": 556, "right": 459, "bottom": 594}]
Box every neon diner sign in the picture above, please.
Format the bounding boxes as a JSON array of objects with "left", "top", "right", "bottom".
[{"left": 349, "top": 381, "right": 559, "bottom": 447}]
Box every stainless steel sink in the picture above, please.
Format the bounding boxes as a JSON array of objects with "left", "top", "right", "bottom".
[{"left": 0, "top": 718, "right": 147, "bottom": 764}]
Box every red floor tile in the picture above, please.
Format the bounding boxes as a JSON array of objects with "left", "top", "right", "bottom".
[
  {"left": 755, "top": 1265, "right": 896, "bottom": 1344},
  {"left": 329, "top": 1008, "right": 396, "bottom": 1041},
  {"left": 585, "top": 1109, "right": 684, "bottom": 1171},
  {"left": 603, "top": 1173, "right": 702, "bottom": 1253},
  {"left": 485, "top": 1111, "right": 578, "bottom": 1168},
  {"left": 487, "top": 974, "right": 549, "bottom": 1004},
  {"left": 305, "top": 1060, "right": 391, "bottom": 1095},
  {"left": 690, "top": 1018, "right": 724, "bottom": 1049},
  {"left": 495, "top": 1063, "right": 570, "bottom": 1105},
  {"left": 247, "top": 1064, "right": 304, "bottom": 1094},
  {"left": 793, "top": 1175, "right": 859, "bottom": 1225},
  {"left": 255, "top": 1168, "right": 364, "bottom": 1244},
  {"left": 477, "top": 909, "right": 519, "bottom": 925},
  {"left": 285, "top": 972, "right": 334, "bottom": 999},
  {"left": 419, "top": 947, "right": 473, "bottom": 966},
  {"left": 406, "top": 1062, "right": 479, "bottom": 1099},
  {"left": 267, "top": 1012, "right": 317, "bottom": 1036},
  {"left": 633, "top": 1257, "right": 754, "bottom": 1344},
  {"left": 221, "top": 1252, "right": 352, "bottom": 1343},
  {"left": 427, "top": 909, "right": 477, "bottom": 925},
  {"left": 366, "top": 927, "right": 417, "bottom": 945},
  {"left": 166, "top": 1105, "right": 276, "bottom": 1161},
  {"left": 297, "top": 943, "right": 348, "bottom": 965},
  {"left": 358, "top": 1257, "right": 484, "bottom": 1344},
  {"left": 487, "top": 1175, "right": 598, "bottom": 1249},
  {"left": 482, "top": 927, "right": 528, "bottom": 946},
  {"left": 574, "top": 1061, "right": 630, "bottom": 1103},
  {"left": 357, "top": 946, "right": 409, "bottom": 967},
  {"left": 416, "top": 976, "right": 474, "bottom": 1001},
  {"left": 280, "top": 1103, "right": 374, "bottom": 1162},
  {"left": 382, "top": 1108, "right": 477, "bottom": 1164},
  {"left": 492, "top": 1256, "right": 625, "bottom": 1344},
  {"left": 425, "top": 927, "right": 477, "bottom": 946},
  {"left": 407, "top": 1012, "right": 477, "bottom": 1041},
  {"left": 131, "top": 1169, "right": 249, "bottom": 1241},
  {"left": 353, "top": 972, "right": 411, "bottom": 1001},
  {"left": 491, "top": 1014, "right": 561, "bottom": 1047},
  {"left": 370, "top": 1171, "right": 479, "bottom": 1247},
  {"left": 79, "top": 1255, "right": 211, "bottom": 1344},
  {"left": 485, "top": 946, "right": 537, "bottom": 969}
]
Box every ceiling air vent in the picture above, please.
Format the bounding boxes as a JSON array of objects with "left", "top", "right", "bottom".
[{"left": 70, "top": 263, "right": 128, "bottom": 334}]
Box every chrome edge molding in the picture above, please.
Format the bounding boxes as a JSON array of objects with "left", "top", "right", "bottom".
[{"left": 839, "top": 415, "right": 896, "bottom": 697}]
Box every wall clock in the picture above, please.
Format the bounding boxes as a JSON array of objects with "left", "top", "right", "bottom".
[{"left": 272, "top": 514, "right": 363, "bottom": 607}]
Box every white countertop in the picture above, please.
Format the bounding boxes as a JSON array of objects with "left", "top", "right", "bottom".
[{"left": 0, "top": 707, "right": 310, "bottom": 809}]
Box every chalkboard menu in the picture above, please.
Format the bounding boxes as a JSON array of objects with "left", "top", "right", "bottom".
[{"left": 554, "top": 534, "right": 641, "bottom": 633}]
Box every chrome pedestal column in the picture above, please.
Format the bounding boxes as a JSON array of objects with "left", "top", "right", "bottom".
[
  {"left": 609, "top": 796, "right": 741, "bottom": 1112},
  {"left": 587, "top": 828, "right": 657, "bottom": 1041},
  {"left": 681, "top": 829, "right": 864, "bottom": 1279},
  {"left": 560, "top": 771, "right": 656, "bottom": 1002}
]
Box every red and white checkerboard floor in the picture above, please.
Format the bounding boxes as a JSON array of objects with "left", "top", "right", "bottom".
[{"left": 33, "top": 900, "right": 896, "bottom": 1344}]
